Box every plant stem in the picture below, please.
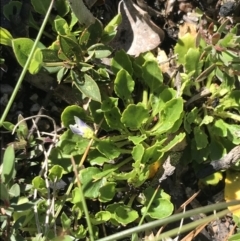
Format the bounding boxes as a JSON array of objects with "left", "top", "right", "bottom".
[
  {"left": 0, "top": 0, "right": 55, "bottom": 126},
  {"left": 96, "top": 200, "right": 240, "bottom": 241}
]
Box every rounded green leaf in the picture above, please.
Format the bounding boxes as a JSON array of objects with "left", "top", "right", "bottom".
[
  {"left": 91, "top": 211, "right": 111, "bottom": 225},
  {"left": 114, "top": 69, "right": 134, "bottom": 104},
  {"left": 99, "top": 182, "right": 116, "bottom": 202},
  {"left": 194, "top": 126, "right": 208, "bottom": 150},
  {"left": 12, "top": 38, "right": 43, "bottom": 69},
  {"left": 142, "top": 60, "right": 163, "bottom": 94},
  {"left": 174, "top": 33, "right": 196, "bottom": 64},
  {"left": 80, "top": 167, "right": 104, "bottom": 198},
  {"left": 121, "top": 103, "right": 149, "bottom": 129},
  {"left": 58, "top": 129, "right": 89, "bottom": 156},
  {"left": 96, "top": 139, "right": 121, "bottom": 160},
  {"left": 114, "top": 205, "right": 138, "bottom": 225},
  {"left": 150, "top": 98, "right": 184, "bottom": 135},
  {"left": 3, "top": 0, "right": 21, "bottom": 23},
  {"left": 111, "top": 50, "right": 133, "bottom": 75},
  {"left": 48, "top": 165, "right": 64, "bottom": 181},
  {"left": 32, "top": 176, "right": 47, "bottom": 195},
  {"left": 31, "top": 0, "right": 51, "bottom": 14},
  {"left": 143, "top": 198, "right": 174, "bottom": 219},
  {"left": 61, "top": 105, "right": 91, "bottom": 127}
]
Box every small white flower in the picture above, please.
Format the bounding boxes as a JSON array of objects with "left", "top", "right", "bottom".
[{"left": 69, "top": 116, "right": 94, "bottom": 139}]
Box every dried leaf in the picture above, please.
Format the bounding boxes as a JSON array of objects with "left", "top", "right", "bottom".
[
  {"left": 224, "top": 170, "right": 240, "bottom": 217},
  {"left": 110, "top": 0, "right": 164, "bottom": 56}
]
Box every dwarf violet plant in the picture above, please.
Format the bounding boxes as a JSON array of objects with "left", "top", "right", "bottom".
[{"left": 69, "top": 116, "right": 94, "bottom": 139}]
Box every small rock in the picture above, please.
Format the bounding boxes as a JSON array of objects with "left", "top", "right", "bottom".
[
  {"left": 219, "top": 1, "right": 235, "bottom": 16},
  {"left": 0, "top": 84, "right": 13, "bottom": 94},
  {"left": 30, "top": 103, "right": 40, "bottom": 113}
]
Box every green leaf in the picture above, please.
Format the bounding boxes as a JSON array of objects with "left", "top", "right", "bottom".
[
  {"left": 107, "top": 109, "right": 130, "bottom": 134},
  {"left": 80, "top": 19, "right": 103, "bottom": 48},
  {"left": 229, "top": 233, "right": 240, "bottom": 241},
  {"left": 9, "top": 183, "right": 20, "bottom": 197},
  {"left": 174, "top": 33, "right": 196, "bottom": 64},
  {"left": 209, "top": 139, "right": 226, "bottom": 160},
  {"left": 185, "top": 48, "right": 203, "bottom": 75},
  {"left": 41, "top": 49, "right": 61, "bottom": 62},
  {"left": 149, "top": 98, "right": 184, "bottom": 135},
  {"left": 61, "top": 105, "right": 91, "bottom": 127},
  {"left": 72, "top": 72, "right": 101, "bottom": 102},
  {"left": 70, "top": 224, "right": 87, "bottom": 239},
  {"left": 0, "top": 183, "right": 9, "bottom": 202},
  {"left": 90, "top": 211, "right": 111, "bottom": 225},
  {"left": 60, "top": 212, "right": 71, "bottom": 230},
  {"left": 71, "top": 187, "right": 83, "bottom": 204},
  {"left": 80, "top": 167, "right": 104, "bottom": 198},
  {"left": 218, "top": 90, "right": 240, "bottom": 112},
  {"left": 142, "top": 142, "right": 164, "bottom": 164},
  {"left": 200, "top": 115, "right": 214, "bottom": 126},
  {"left": 1, "top": 145, "right": 15, "bottom": 184},
  {"left": 32, "top": 176, "right": 47, "bottom": 195},
  {"left": 104, "top": 106, "right": 126, "bottom": 131},
  {"left": 114, "top": 205, "right": 138, "bottom": 225},
  {"left": 3, "top": 0, "right": 20, "bottom": 16},
  {"left": 87, "top": 43, "right": 112, "bottom": 59},
  {"left": 150, "top": 87, "right": 177, "bottom": 116},
  {"left": 128, "top": 135, "right": 147, "bottom": 145},
  {"left": 67, "top": 0, "right": 95, "bottom": 26},
  {"left": 99, "top": 183, "right": 116, "bottom": 202},
  {"left": 0, "top": 27, "right": 13, "bottom": 46},
  {"left": 12, "top": 38, "right": 36, "bottom": 67},
  {"left": 59, "top": 35, "right": 82, "bottom": 60},
  {"left": 97, "top": 139, "right": 121, "bottom": 160},
  {"left": 58, "top": 129, "right": 89, "bottom": 156},
  {"left": 143, "top": 197, "right": 173, "bottom": 219},
  {"left": 48, "top": 165, "right": 64, "bottom": 181},
  {"left": 132, "top": 144, "right": 145, "bottom": 162},
  {"left": 121, "top": 103, "right": 149, "bottom": 129},
  {"left": 55, "top": 0, "right": 69, "bottom": 16},
  {"left": 54, "top": 16, "right": 71, "bottom": 35},
  {"left": 160, "top": 132, "right": 186, "bottom": 152},
  {"left": 142, "top": 60, "right": 163, "bottom": 94},
  {"left": 111, "top": 50, "right": 133, "bottom": 75},
  {"left": 88, "top": 150, "right": 110, "bottom": 166},
  {"left": 29, "top": 48, "right": 43, "bottom": 74},
  {"left": 2, "top": 121, "right": 15, "bottom": 132},
  {"left": 17, "top": 114, "right": 29, "bottom": 140},
  {"left": 102, "top": 14, "right": 122, "bottom": 43},
  {"left": 31, "top": 0, "right": 51, "bottom": 14},
  {"left": 114, "top": 69, "right": 134, "bottom": 105},
  {"left": 194, "top": 126, "right": 208, "bottom": 150},
  {"left": 200, "top": 172, "right": 223, "bottom": 186}
]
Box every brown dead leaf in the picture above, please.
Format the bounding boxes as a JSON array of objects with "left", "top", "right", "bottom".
[
  {"left": 157, "top": 49, "right": 170, "bottom": 73},
  {"left": 178, "top": 21, "right": 197, "bottom": 38},
  {"left": 110, "top": 0, "right": 165, "bottom": 56}
]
